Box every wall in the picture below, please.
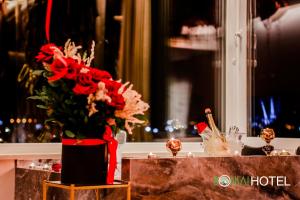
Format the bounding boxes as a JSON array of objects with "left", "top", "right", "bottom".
[{"left": 0, "top": 160, "right": 15, "bottom": 200}]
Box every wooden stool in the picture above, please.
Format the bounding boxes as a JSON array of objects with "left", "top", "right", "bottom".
[{"left": 42, "top": 180, "right": 131, "bottom": 200}]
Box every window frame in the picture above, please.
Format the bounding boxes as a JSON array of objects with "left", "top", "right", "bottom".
[{"left": 224, "top": 0, "right": 248, "bottom": 133}]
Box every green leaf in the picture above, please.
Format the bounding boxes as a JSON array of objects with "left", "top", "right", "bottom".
[
  {"left": 111, "top": 125, "right": 117, "bottom": 133},
  {"left": 134, "top": 114, "right": 147, "bottom": 121},
  {"left": 32, "top": 70, "right": 44, "bottom": 76},
  {"left": 36, "top": 105, "right": 48, "bottom": 109},
  {"left": 65, "top": 99, "right": 73, "bottom": 105},
  {"left": 44, "top": 118, "right": 63, "bottom": 127},
  {"left": 65, "top": 130, "right": 75, "bottom": 138},
  {"left": 27, "top": 96, "right": 49, "bottom": 101},
  {"left": 84, "top": 116, "right": 88, "bottom": 123},
  {"left": 43, "top": 71, "right": 52, "bottom": 78},
  {"left": 49, "top": 81, "right": 60, "bottom": 87},
  {"left": 76, "top": 133, "right": 86, "bottom": 139},
  {"left": 82, "top": 51, "right": 87, "bottom": 60}
]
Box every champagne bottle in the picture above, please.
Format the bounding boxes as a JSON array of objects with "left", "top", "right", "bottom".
[{"left": 205, "top": 108, "right": 225, "bottom": 141}]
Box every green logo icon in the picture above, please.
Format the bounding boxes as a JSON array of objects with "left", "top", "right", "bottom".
[{"left": 218, "top": 175, "right": 231, "bottom": 187}]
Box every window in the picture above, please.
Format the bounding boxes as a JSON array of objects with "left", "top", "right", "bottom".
[
  {"left": 1, "top": 0, "right": 298, "bottom": 144},
  {"left": 0, "top": 0, "right": 226, "bottom": 143}
]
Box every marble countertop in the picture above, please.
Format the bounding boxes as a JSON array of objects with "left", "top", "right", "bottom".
[{"left": 122, "top": 156, "right": 300, "bottom": 200}]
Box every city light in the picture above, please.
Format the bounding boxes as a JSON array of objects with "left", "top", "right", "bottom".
[
  {"left": 145, "top": 126, "right": 151, "bottom": 132},
  {"left": 22, "top": 118, "right": 27, "bottom": 123},
  {"left": 35, "top": 123, "right": 43, "bottom": 130},
  {"left": 152, "top": 128, "right": 159, "bottom": 133},
  {"left": 16, "top": 118, "right": 21, "bottom": 124},
  {"left": 5, "top": 127, "right": 11, "bottom": 133}
]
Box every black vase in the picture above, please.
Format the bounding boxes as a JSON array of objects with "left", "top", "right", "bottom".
[{"left": 61, "top": 143, "right": 108, "bottom": 185}]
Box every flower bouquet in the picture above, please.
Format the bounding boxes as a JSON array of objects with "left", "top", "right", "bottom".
[{"left": 28, "top": 39, "right": 149, "bottom": 184}]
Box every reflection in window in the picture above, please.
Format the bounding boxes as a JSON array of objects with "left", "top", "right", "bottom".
[{"left": 251, "top": 0, "right": 300, "bottom": 137}]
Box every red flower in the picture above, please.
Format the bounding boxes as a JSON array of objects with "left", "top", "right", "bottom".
[
  {"left": 48, "top": 58, "right": 68, "bottom": 82},
  {"left": 73, "top": 83, "right": 98, "bottom": 95},
  {"left": 77, "top": 69, "right": 93, "bottom": 84},
  {"left": 36, "top": 43, "right": 59, "bottom": 63},
  {"left": 103, "top": 79, "right": 122, "bottom": 92},
  {"left": 110, "top": 94, "right": 125, "bottom": 110},
  {"left": 64, "top": 59, "right": 82, "bottom": 80},
  {"left": 91, "top": 68, "right": 112, "bottom": 81},
  {"left": 73, "top": 70, "right": 98, "bottom": 95},
  {"left": 48, "top": 58, "right": 83, "bottom": 82},
  {"left": 102, "top": 79, "right": 125, "bottom": 110}
]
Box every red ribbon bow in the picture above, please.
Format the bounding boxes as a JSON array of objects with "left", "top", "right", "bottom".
[{"left": 103, "top": 126, "right": 118, "bottom": 184}]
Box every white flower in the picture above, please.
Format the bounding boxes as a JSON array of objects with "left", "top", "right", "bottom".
[
  {"left": 95, "top": 82, "right": 111, "bottom": 102},
  {"left": 80, "top": 67, "right": 90, "bottom": 74},
  {"left": 87, "top": 82, "right": 112, "bottom": 116},
  {"left": 87, "top": 101, "right": 98, "bottom": 117},
  {"left": 64, "top": 39, "right": 82, "bottom": 58},
  {"left": 85, "top": 41, "right": 95, "bottom": 67},
  {"left": 115, "top": 83, "right": 149, "bottom": 134},
  {"left": 50, "top": 39, "right": 96, "bottom": 66}
]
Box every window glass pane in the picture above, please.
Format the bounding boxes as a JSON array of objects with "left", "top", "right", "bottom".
[{"left": 250, "top": 0, "right": 300, "bottom": 137}]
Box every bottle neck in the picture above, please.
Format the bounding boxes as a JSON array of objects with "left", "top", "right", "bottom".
[{"left": 206, "top": 113, "right": 220, "bottom": 134}]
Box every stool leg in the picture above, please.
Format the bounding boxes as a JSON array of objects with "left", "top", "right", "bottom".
[
  {"left": 127, "top": 182, "right": 131, "bottom": 200},
  {"left": 70, "top": 184, "right": 75, "bottom": 200},
  {"left": 42, "top": 180, "right": 47, "bottom": 200},
  {"left": 95, "top": 189, "right": 100, "bottom": 200}
]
